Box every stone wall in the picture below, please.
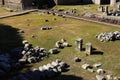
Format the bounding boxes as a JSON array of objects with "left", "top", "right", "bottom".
[{"left": 4, "top": 0, "right": 22, "bottom": 9}]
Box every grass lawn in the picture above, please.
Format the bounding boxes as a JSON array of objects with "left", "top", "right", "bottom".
[
  {"left": 0, "top": 7, "right": 17, "bottom": 16},
  {"left": 0, "top": 10, "right": 120, "bottom": 80}
]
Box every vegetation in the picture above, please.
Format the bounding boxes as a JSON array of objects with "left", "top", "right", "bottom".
[
  {"left": 53, "top": 4, "right": 115, "bottom": 15},
  {"left": 0, "top": 5, "right": 120, "bottom": 80}
]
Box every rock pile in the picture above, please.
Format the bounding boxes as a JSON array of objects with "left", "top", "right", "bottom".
[
  {"left": 96, "top": 31, "right": 120, "bottom": 42},
  {"left": 55, "top": 39, "right": 70, "bottom": 48},
  {"left": 19, "top": 40, "right": 48, "bottom": 64},
  {"left": 11, "top": 59, "right": 69, "bottom": 80}
]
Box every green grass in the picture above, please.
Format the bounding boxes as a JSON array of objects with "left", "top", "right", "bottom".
[
  {"left": 0, "top": 7, "right": 16, "bottom": 16},
  {"left": 0, "top": 10, "right": 120, "bottom": 80}
]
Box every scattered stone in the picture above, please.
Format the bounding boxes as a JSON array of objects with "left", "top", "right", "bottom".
[
  {"left": 63, "top": 42, "right": 69, "bottom": 47},
  {"left": 82, "top": 64, "right": 90, "bottom": 70},
  {"left": 18, "top": 58, "right": 27, "bottom": 64},
  {"left": 19, "top": 30, "right": 24, "bottom": 33},
  {"left": 87, "top": 68, "right": 94, "bottom": 73},
  {"left": 74, "top": 57, "right": 81, "bottom": 62},
  {"left": 113, "top": 77, "right": 120, "bottom": 80},
  {"left": 27, "top": 57, "right": 37, "bottom": 63},
  {"left": 97, "top": 69, "right": 105, "bottom": 74},
  {"left": 93, "top": 63, "right": 102, "bottom": 68},
  {"left": 106, "top": 75, "right": 113, "bottom": 80},
  {"left": 96, "top": 75, "right": 106, "bottom": 80},
  {"left": 48, "top": 48, "right": 59, "bottom": 54},
  {"left": 22, "top": 40, "right": 28, "bottom": 45},
  {"left": 55, "top": 41, "right": 62, "bottom": 48},
  {"left": 61, "top": 38, "right": 66, "bottom": 43}
]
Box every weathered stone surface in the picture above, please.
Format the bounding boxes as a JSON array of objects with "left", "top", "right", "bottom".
[
  {"left": 49, "top": 48, "right": 59, "bottom": 54},
  {"left": 82, "top": 64, "right": 90, "bottom": 70},
  {"left": 75, "top": 38, "right": 83, "bottom": 51},
  {"left": 93, "top": 63, "right": 102, "bottom": 68},
  {"left": 97, "top": 69, "right": 105, "bottom": 74},
  {"left": 85, "top": 43, "right": 92, "bottom": 55},
  {"left": 96, "top": 31, "right": 120, "bottom": 42},
  {"left": 55, "top": 41, "right": 62, "bottom": 48},
  {"left": 63, "top": 42, "right": 69, "bottom": 47},
  {"left": 96, "top": 75, "right": 106, "bottom": 80},
  {"left": 22, "top": 40, "right": 28, "bottom": 44},
  {"left": 87, "top": 68, "right": 94, "bottom": 73},
  {"left": 106, "top": 75, "right": 113, "bottom": 80},
  {"left": 113, "top": 77, "right": 120, "bottom": 80}
]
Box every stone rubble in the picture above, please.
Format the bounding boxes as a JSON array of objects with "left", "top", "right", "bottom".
[
  {"left": 93, "top": 63, "right": 102, "bottom": 68},
  {"left": 96, "top": 31, "right": 120, "bottom": 42},
  {"left": 97, "top": 69, "right": 105, "bottom": 74},
  {"left": 48, "top": 48, "right": 59, "bottom": 54},
  {"left": 96, "top": 75, "right": 106, "bottom": 80},
  {"left": 55, "top": 39, "right": 70, "bottom": 48},
  {"left": 106, "top": 75, "right": 113, "bottom": 80},
  {"left": 10, "top": 60, "right": 69, "bottom": 80},
  {"left": 19, "top": 40, "right": 48, "bottom": 64}
]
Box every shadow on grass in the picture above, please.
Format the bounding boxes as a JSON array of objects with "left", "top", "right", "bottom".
[
  {"left": 51, "top": 75, "right": 83, "bottom": 80},
  {"left": 92, "top": 48, "right": 104, "bottom": 55},
  {"left": 0, "top": 23, "right": 23, "bottom": 52}
]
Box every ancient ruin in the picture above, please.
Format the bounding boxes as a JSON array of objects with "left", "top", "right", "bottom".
[{"left": 0, "top": 0, "right": 119, "bottom": 10}]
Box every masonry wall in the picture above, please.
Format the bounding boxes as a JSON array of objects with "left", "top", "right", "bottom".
[{"left": 4, "top": 0, "right": 22, "bottom": 9}]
